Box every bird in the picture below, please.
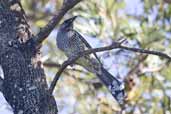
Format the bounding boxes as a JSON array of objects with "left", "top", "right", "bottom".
[{"left": 56, "top": 16, "right": 125, "bottom": 105}]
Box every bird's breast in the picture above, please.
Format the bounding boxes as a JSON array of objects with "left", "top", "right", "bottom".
[{"left": 56, "top": 31, "right": 85, "bottom": 57}]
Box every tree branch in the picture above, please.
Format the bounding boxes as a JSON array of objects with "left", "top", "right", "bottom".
[
  {"left": 49, "top": 41, "right": 171, "bottom": 94},
  {"left": 34, "top": 0, "right": 82, "bottom": 45},
  {"left": 43, "top": 61, "right": 89, "bottom": 75},
  {"left": 164, "top": 0, "right": 171, "bottom": 4},
  {"left": 120, "top": 45, "right": 171, "bottom": 60},
  {"left": 0, "top": 77, "right": 3, "bottom": 92},
  {"left": 43, "top": 62, "right": 61, "bottom": 68}
]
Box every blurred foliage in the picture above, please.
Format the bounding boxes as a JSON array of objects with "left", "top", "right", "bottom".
[{"left": 21, "top": 0, "right": 171, "bottom": 113}]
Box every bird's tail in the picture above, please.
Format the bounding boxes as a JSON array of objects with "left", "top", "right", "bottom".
[
  {"left": 76, "top": 57, "right": 125, "bottom": 104},
  {"left": 96, "top": 67, "right": 125, "bottom": 105}
]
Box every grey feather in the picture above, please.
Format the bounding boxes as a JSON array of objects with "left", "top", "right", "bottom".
[{"left": 56, "top": 17, "right": 125, "bottom": 105}]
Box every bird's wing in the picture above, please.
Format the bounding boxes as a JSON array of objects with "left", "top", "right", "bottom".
[{"left": 73, "top": 30, "right": 102, "bottom": 65}]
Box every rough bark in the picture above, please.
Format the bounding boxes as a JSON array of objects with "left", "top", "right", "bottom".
[{"left": 0, "top": 1, "right": 58, "bottom": 114}]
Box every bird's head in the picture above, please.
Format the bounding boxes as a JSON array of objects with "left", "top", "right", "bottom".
[{"left": 59, "top": 16, "right": 77, "bottom": 31}]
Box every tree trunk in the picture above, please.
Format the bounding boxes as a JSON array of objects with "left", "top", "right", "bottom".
[{"left": 0, "top": 1, "right": 58, "bottom": 114}]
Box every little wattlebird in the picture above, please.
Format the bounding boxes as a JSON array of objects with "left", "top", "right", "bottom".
[{"left": 56, "top": 16, "right": 125, "bottom": 105}]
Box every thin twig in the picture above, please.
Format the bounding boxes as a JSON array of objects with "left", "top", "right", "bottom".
[
  {"left": 120, "top": 45, "right": 171, "bottom": 60},
  {"left": 43, "top": 62, "right": 89, "bottom": 75},
  {"left": 35, "top": 0, "right": 82, "bottom": 45},
  {"left": 49, "top": 41, "right": 171, "bottom": 94},
  {"left": 43, "top": 62, "right": 61, "bottom": 68}
]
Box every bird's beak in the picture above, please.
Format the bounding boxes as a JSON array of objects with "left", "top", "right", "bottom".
[{"left": 68, "top": 16, "right": 77, "bottom": 23}]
